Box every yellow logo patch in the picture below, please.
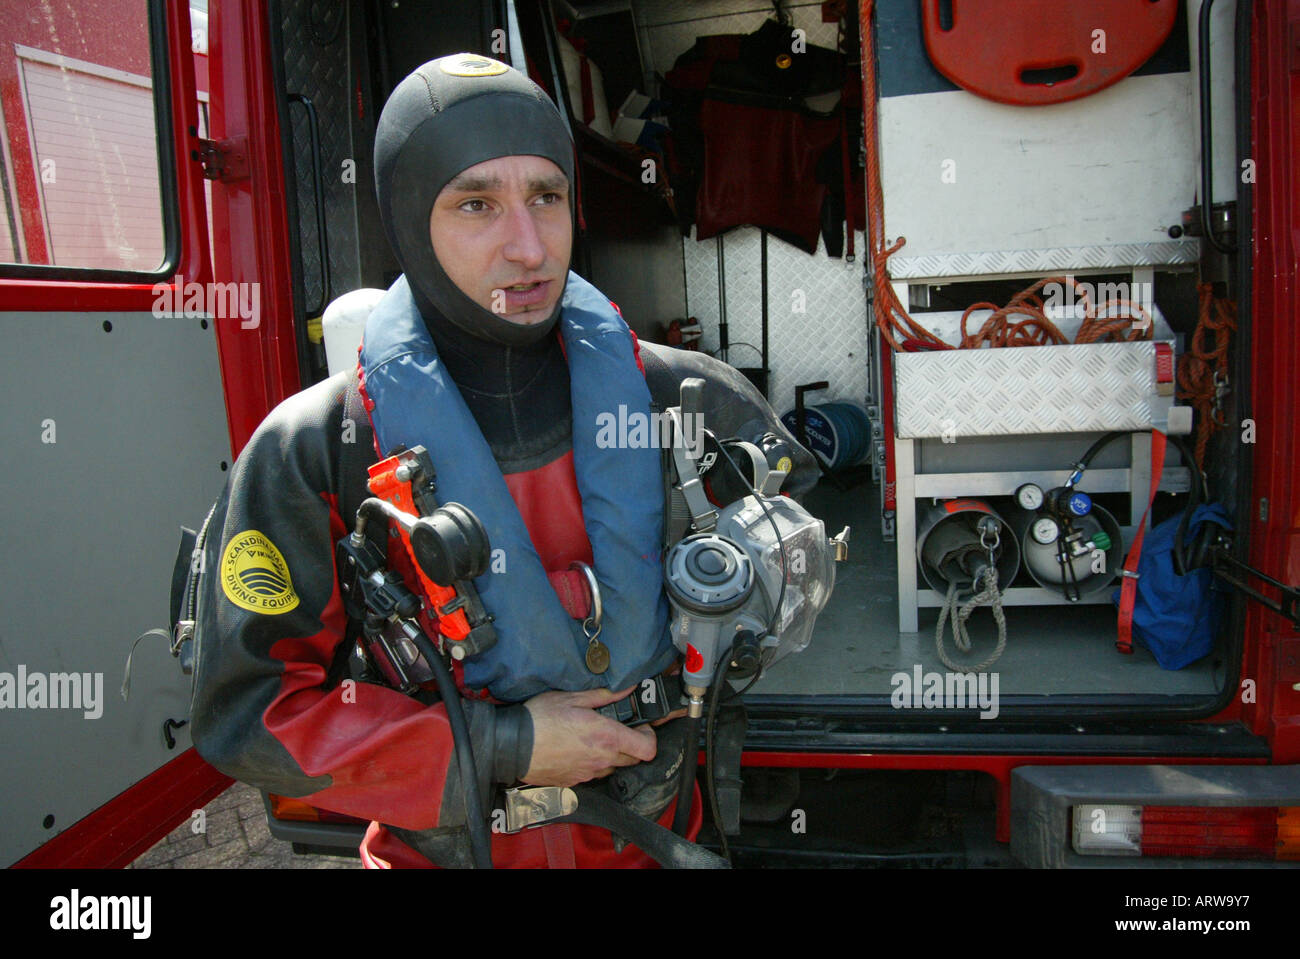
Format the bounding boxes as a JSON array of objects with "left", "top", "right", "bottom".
[
  {"left": 777, "top": 456, "right": 794, "bottom": 474},
  {"left": 439, "top": 55, "right": 509, "bottom": 78},
  {"left": 221, "top": 531, "right": 299, "bottom": 614}
]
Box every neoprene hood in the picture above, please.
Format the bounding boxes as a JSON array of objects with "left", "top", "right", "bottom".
[{"left": 374, "top": 53, "right": 575, "bottom": 346}]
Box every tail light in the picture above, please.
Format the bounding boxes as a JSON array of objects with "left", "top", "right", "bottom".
[
  {"left": 267, "top": 793, "right": 367, "bottom": 826},
  {"left": 1073, "top": 803, "right": 1300, "bottom": 860}
]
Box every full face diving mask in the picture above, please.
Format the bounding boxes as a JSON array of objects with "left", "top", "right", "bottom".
[{"left": 661, "top": 379, "right": 849, "bottom": 696}]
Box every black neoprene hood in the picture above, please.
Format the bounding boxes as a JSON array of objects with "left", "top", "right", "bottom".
[{"left": 374, "top": 53, "right": 576, "bottom": 346}]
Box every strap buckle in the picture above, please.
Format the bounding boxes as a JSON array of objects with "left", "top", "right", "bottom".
[
  {"left": 596, "top": 674, "right": 675, "bottom": 726},
  {"left": 171, "top": 619, "right": 195, "bottom": 657},
  {"left": 502, "top": 785, "right": 578, "bottom": 833},
  {"left": 667, "top": 405, "right": 718, "bottom": 533}
]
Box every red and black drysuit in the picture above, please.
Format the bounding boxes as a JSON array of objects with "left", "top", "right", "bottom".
[{"left": 189, "top": 326, "right": 816, "bottom": 868}]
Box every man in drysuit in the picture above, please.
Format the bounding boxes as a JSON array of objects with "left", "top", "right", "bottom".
[{"left": 190, "top": 53, "right": 815, "bottom": 868}]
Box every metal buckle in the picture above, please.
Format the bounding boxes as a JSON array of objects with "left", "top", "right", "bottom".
[
  {"left": 502, "top": 786, "right": 578, "bottom": 833},
  {"left": 171, "top": 620, "right": 195, "bottom": 657},
  {"left": 596, "top": 675, "right": 674, "bottom": 726}
]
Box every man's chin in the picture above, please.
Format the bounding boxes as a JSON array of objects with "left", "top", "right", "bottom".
[{"left": 500, "top": 301, "right": 557, "bottom": 324}]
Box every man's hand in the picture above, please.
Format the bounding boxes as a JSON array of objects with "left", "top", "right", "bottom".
[{"left": 522, "top": 686, "right": 657, "bottom": 787}]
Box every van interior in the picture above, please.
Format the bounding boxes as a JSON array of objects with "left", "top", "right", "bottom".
[{"left": 274, "top": 0, "right": 1249, "bottom": 722}]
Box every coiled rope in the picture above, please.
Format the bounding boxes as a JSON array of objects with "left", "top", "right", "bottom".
[
  {"left": 935, "top": 567, "right": 1008, "bottom": 673},
  {"left": 859, "top": 0, "right": 1154, "bottom": 353},
  {"left": 1177, "top": 283, "right": 1237, "bottom": 469}
]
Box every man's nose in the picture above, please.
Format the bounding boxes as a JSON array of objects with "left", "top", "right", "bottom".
[{"left": 501, "top": 201, "right": 546, "bottom": 269}]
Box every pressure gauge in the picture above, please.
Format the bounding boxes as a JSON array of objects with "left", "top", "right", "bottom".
[
  {"left": 1031, "top": 517, "right": 1060, "bottom": 545},
  {"left": 1016, "top": 483, "right": 1044, "bottom": 511}
]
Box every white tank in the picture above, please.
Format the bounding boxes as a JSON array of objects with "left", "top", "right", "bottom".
[{"left": 322, "top": 288, "right": 387, "bottom": 376}]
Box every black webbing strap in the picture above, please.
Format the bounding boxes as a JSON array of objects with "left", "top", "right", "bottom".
[
  {"left": 559, "top": 786, "right": 729, "bottom": 869},
  {"left": 339, "top": 369, "right": 375, "bottom": 533},
  {"left": 328, "top": 370, "right": 377, "bottom": 691}
]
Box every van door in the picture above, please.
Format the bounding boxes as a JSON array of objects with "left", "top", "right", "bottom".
[{"left": 0, "top": 0, "right": 236, "bottom": 868}]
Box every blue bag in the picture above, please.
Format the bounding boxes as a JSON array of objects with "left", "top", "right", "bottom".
[{"left": 1113, "top": 503, "right": 1233, "bottom": 670}]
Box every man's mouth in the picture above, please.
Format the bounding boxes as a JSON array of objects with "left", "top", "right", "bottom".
[{"left": 496, "top": 280, "right": 551, "bottom": 313}]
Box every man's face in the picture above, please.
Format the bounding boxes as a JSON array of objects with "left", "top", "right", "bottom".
[{"left": 429, "top": 155, "right": 572, "bottom": 322}]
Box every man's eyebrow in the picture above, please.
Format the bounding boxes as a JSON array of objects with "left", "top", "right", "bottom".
[
  {"left": 441, "top": 171, "right": 569, "bottom": 194},
  {"left": 443, "top": 172, "right": 503, "bottom": 193},
  {"left": 526, "top": 173, "right": 569, "bottom": 193}
]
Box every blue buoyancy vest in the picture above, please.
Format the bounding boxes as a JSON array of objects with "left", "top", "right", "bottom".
[{"left": 359, "top": 272, "right": 675, "bottom": 702}]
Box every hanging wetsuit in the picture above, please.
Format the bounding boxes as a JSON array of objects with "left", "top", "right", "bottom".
[{"left": 663, "top": 19, "right": 854, "bottom": 255}]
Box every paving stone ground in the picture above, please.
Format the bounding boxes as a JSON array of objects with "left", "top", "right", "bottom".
[{"left": 129, "top": 781, "right": 362, "bottom": 869}]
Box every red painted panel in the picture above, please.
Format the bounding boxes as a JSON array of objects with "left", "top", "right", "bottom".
[
  {"left": 206, "top": 0, "right": 301, "bottom": 456},
  {"left": 12, "top": 749, "right": 232, "bottom": 869},
  {"left": 1242, "top": 0, "right": 1300, "bottom": 762}
]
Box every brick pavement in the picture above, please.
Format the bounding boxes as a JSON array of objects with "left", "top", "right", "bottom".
[{"left": 129, "top": 781, "right": 362, "bottom": 869}]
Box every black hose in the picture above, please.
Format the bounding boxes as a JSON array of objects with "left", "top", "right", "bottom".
[
  {"left": 1169, "top": 434, "right": 1207, "bottom": 576},
  {"left": 704, "top": 661, "right": 732, "bottom": 863},
  {"left": 1074, "top": 432, "right": 1206, "bottom": 576},
  {"left": 408, "top": 626, "right": 494, "bottom": 869},
  {"left": 670, "top": 713, "right": 700, "bottom": 836},
  {"left": 1076, "top": 431, "right": 1127, "bottom": 473},
  {"left": 1198, "top": 0, "right": 1236, "bottom": 255}
]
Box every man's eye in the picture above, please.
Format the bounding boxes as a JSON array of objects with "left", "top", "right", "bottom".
[
  {"left": 535, "top": 192, "right": 562, "bottom": 205},
  {"left": 459, "top": 199, "right": 489, "bottom": 213}
]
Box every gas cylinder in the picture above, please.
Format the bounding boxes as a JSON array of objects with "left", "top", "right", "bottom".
[{"left": 916, "top": 499, "right": 1020, "bottom": 596}]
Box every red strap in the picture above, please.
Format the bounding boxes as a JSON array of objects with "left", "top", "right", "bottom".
[
  {"left": 1117, "top": 430, "right": 1167, "bottom": 654},
  {"left": 541, "top": 823, "right": 577, "bottom": 869}
]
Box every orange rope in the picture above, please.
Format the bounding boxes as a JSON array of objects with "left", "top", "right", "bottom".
[
  {"left": 1177, "top": 284, "right": 1237, "bottom": 469},
  {"left": 859, "top": 0, "right": 1154, "bottom": 354},
  {"left": 860, "top": 0, "right": 945, "bottom": 352}
]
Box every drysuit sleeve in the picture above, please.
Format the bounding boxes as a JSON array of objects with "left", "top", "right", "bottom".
[{"left": 188, "top": 374, "right": 531, "bottom": 831}]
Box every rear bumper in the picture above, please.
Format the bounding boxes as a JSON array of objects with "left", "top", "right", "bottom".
[{"left": 1011, "top": 764, "right": 1300, "bottom": 867}]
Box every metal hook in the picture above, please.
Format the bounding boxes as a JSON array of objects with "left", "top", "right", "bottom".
[
  {"left": 569, "top": 561, "right": 603, "bottom": 637},
  {"left": 162, "top": 717, "right": 188, "bottom": 750}
]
